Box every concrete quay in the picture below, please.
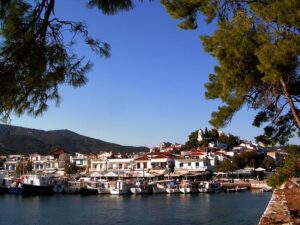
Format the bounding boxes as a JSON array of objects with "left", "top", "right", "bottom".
[{"left": 220, "top": 180, "right": 269, "bottom": 190}]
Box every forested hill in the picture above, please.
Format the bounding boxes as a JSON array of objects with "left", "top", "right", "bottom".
[{"left": 0, "top": 124, "right": 148, "bottom": 154}]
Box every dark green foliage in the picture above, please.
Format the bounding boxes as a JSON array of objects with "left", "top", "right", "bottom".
[
  {"left": 0, "top": 0, "right": 137, "bottom": 120},
  {"left": 267, "top": 145, "right": 300, "bottom": 188},
  {"left": 161, "top": 0, "right": 300, "bottom": 145},
  {"left": 217, "top": 151, "right": 267, "bottom": 172},
  {"left": 182, "top": 130, "right": 201, "bottom": 150},
  {"left": 181, "top": 128, "right": 239, "bottom": 150},
  {"left": 216, "top": 158, "right": 235, "bottom": 172},
  {"left": 16, "top": 159, "right": 33, "bottom": 175},
  {"left": 64, "top": 161, "right": 80, "bottom": 175},
  {"left": 87, "top": 0, "right": 134, "bottom": 15}
]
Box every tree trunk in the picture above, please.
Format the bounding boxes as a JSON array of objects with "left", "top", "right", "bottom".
[{"left": 279, "top": 77, "right": 300, "bottom": 128}]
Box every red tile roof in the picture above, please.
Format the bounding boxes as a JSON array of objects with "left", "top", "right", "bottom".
[{"left": 135, "top": 155, "right": 149, "bottom": 161}]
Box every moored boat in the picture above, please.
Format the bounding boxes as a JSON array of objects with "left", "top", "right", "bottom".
[
  {"left": 9, "top": 179, "right": 23, "bottom": 194},
  {"left": 261, "top": 186, "right": 272, "bottom": 192},
  {"left": 63, "top": 181, "right": 81, "bottom": 194},
  {"left": 130, "top": 180, "right": 152, "bottom": 194},
  {"left": 53, "top": 179, "right": 65, "bottom": 193},
  {"left": 21, "top": 174, "right": 54, "bottom": 195},
  {"left": 152, "top": 180, "right": 171, "bottom": 194},
  {"left": 110, "top": 180, "right": 131, "bottom": 195},
  {"left": 198, "top": 181, "right": 221, "bottom": 193},
  {"left": 179, "top": 180, "right": 197, "bottom": 194},
  {"left": 0, "top": 174, "right": 13, "bottom": 194},
  {"left": 166, "top": 185, "right": 180, "bottom": 194},
  {"left": 226, "top": 186, "right": 248, "bottom": 192},
  {"left": 97, "top": 180, "right": 111, "bottom": 194},
  {"left": 80, "top": 180, "right": 99, "bottom": 195}
]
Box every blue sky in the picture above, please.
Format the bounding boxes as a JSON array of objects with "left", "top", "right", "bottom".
[{"left": 8, "top": 0, "right": 299, "bottom": 147}]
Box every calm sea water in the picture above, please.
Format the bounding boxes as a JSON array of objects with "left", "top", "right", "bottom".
[{"left": 0, "top": 191, "right": 271, "bottom": 225}]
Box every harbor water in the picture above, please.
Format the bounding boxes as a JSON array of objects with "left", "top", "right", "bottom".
[{"left": 0, "top": 191, "right": 271, "bottom": 225}]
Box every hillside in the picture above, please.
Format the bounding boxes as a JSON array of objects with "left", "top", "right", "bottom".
[{"left": 0, "top": 124, "right": 148, "bottom": 154}]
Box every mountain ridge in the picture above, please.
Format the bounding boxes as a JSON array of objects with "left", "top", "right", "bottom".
[{"left": 0, "top": 124, "right": 148, "bottom": 154}]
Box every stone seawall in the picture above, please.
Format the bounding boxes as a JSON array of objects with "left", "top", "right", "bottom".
[
  {"left": 258, "top": 189, "right": 292, "bottom": 225},
  {"left": 258, "top": 180, "right": 300, "bottom": 225}
]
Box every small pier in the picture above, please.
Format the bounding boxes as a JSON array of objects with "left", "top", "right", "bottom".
[{"left": 220, "top": 180, "right": 268, "bottom": 190}]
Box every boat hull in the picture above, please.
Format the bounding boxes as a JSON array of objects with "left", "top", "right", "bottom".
[
  {"left": 152, "top": 186, "right": 166, "bottom": 194},
  {"left": 0, "top": 186, "right": 9, "bottom": 194},
  {"left": 9, "top": 187, "right": 23, "bottom": 194},
  {"left": 179, "top": 187, "right": 197, "bottom": 194},
  {"left": 53, "top": 184, "right": 64, "bottom": 193},
  {"left": 110, "top": 188, "right": 131, "bottom": 195},
  {"left": 130, "top": 187, "right": 151, "bottom": 194},
  {"left": 63, "top": 186, "right": 79, "bottom": 194},
  {"left": 80, "top": 188, "right": 98, "bottom": 195},
  {"left": 22, "top": 183, "right": 54, "bottom": 195},
  {"left": 97, "top": 187, "right": 110, "bottom": 194},
  {"left": 166, "top": 188, "right": 180, "bottom": 194}
]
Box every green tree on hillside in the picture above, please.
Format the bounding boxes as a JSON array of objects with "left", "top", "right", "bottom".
[
  {"left": 161, "top": 0, "right": 300, "bottom": 145},
  {"left": 182, "top": 130, "right": 201, "bottom": 150}
]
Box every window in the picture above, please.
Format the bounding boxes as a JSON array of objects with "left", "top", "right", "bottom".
[
  {"left": 119, "top": 164, "right": 122, "bottom": 169},
  {"left": 188, "top": 163, "right": 191, "bottom": 166},
  {"left": 179, "top": 163, "right": 183, "bottom": 167},
  {"left": 137, "top": 163, "right": 140, "bottom": 169},
  {"left": 196, "top": 162, "right": 199, "bottom": 167},
  {"left": 143, "top": 162, "right": 147, "bottom": 169}
]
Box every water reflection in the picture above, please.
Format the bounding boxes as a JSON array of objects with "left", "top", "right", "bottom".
[{"left": 0, "top": 192, "right": 272, "bottom": 225}]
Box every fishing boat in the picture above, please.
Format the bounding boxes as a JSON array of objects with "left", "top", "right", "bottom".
[
  {"left": 198, "top": 181, "right": 221, "bottom": 193},
  {"left": 80, "top": 180, "right": 98, "bottom": 195},
  {"left": 110, "top": 180, "right": 131, "bottom": 195},
  {"left": 179, "top": 180, "right": 197, "bottom": 194},
  {"left": 152, "top": 180, "right": 171, "bottom": 194},
  {"left": 130, "top": 180, "right": 152, "bottom": 194},
  {"left": 226, "top": 186, "right": 248, "bottom": 192},
  {"left": 9, "top": 179, "right": 23, "bottom": 194},
  {"left": 166, "top": 185, "right": 180, "bottom": 194},
  {"left": 21, "top": 174, "right": 54, "bottom": 195},
  {"left": 0, "top": 174, "right": 12, "bottom": 194},
  {"left": 63, "top": 181, "right": 81, "bottom": 194},
  {"left": 97, "top": 180, "right": 111, "bottom": 194}
]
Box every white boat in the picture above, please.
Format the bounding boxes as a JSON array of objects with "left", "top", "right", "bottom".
[
  {"left": 261, "top": 186, "right": 272, "bottom": 192},
  {"left": 152, "top": 183, "right": 166, "bottom": 194},
  {"left": 152, "top": 180, "right": 172, "bottom": 194},
  {"left": 0, "top": 174, "right": 13, "bottom": 193},
  {"left": 166, "top": 185, "right": 180, "bottom": 194},
  {"left": 97, "top": 180, "right": 111, "bottom": 194},
  {"left": 21, "top": 174, "right": 54, "bottom": 195},
  {"left": 198, "top": 181, "right": 221, "bottom": 193},
  {"left": 179, "top": 181, "right": 197, "bottom": 194},
  {"left": 226, "top": 186, "right": 248, "bottom": 192},
  {"left": 130, "top": 180, "right": 152, "bottom": 194},
  {"left": 110, "top": 180, "right": 131, "bottom": 195}
]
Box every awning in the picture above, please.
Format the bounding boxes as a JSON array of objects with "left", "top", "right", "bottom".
[
  {"left": 90, "top": 172, "right": 103, "bottom": 177},
  {"left": 255, "top": 167, "right": 266, "bottom": 172}
]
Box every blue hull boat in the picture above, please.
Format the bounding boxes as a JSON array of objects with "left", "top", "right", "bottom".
[{"left": 9, "top": 187, "right": 23, "bottom": 194}]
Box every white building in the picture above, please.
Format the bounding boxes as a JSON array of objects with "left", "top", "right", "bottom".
[
  {"left": 70, "top": 152, "right": 87, "bottom": 167},
  {"left": 174, "top": 158, "right": 211, "bottom": 172},
  {"left": 3, "top": 155, "right": 23, "bottom": 172}
]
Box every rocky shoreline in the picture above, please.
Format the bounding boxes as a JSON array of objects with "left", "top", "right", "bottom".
[{"left": 258, "top": 181, "right": 300, "bottom": 225}]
